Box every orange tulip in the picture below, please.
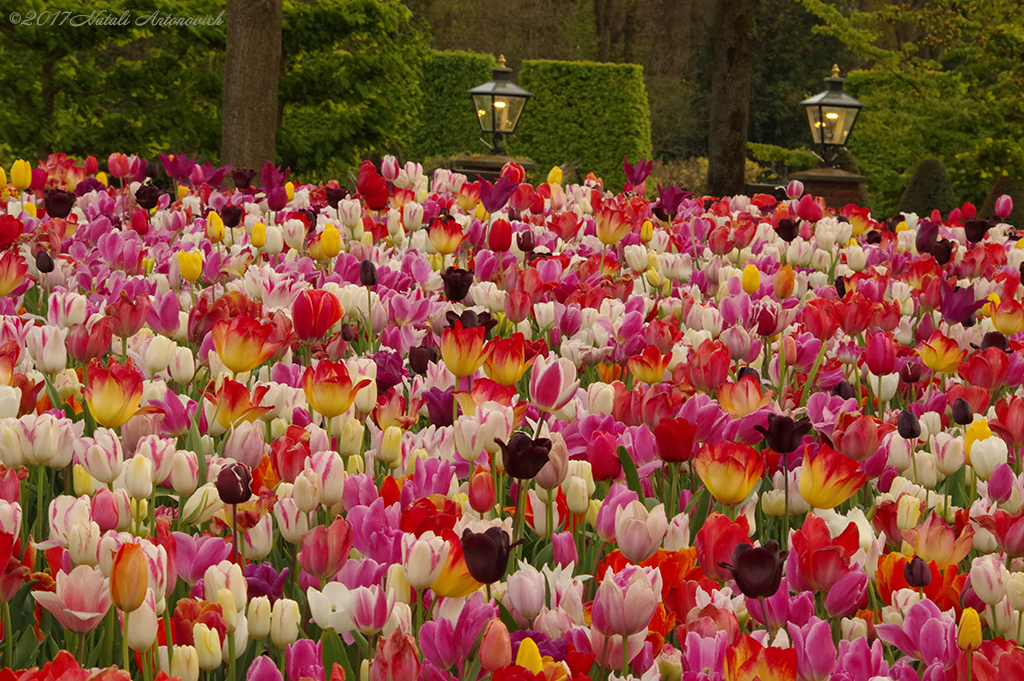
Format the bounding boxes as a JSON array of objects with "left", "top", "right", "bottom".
[
  {"left": 110, "top": 543, "right": 148, "bottom": 612},
  {"left": 482, "top": 333, "right": 533, "bottom": 386},
  {"left": 693, "top": 442, "right": 764, "bottom": 506},
  {"left": 773, "top": 265, "right": 795, "bottom": 299},
  {"left": 429, "top": 218, "right": 464, "bottom": 255},
  {"left": 440, "top": 321, "right": 487, "bottom": 379},
  {"left": 211, "top": 316, "right": 283, "bottom": 374},
  {"left": 84, "top": 358, "right": 143, "bottom": 428},
  {"left": 626, "top": 345, "right": 671, "bottom": 385},
  {"left": 797, "top": 443, "right": 866, "bottom": 510},
  {"left": 718, "top": 375, "right": 772, "bottom": 417},
  {"left": 915, "top": 330, "right": 965, "bottom": 375},
  {"left": 204, "top": 379, "right": 273, "bottom": 429},
  {"left": 302, "top": 360, "right": 372, "bottom": 418}
]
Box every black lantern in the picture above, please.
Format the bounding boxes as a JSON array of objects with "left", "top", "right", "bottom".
[
  {"left": 800, "top": 65, "right": 865, "bottom": 167},
  {"left": 468, "top": 55, "right": 533, "bottom": 157}
]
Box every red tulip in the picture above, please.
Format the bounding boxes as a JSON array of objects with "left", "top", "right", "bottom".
[
  {"left": 369, "top": 629, "right": 421, "bottom": 681},
  {"left": 298, "top": 517, "right": 354, "bottom": 581},
  {"left": 487, "top": 218, "right": 513, "bottom": 252},
  {"left": 695, "top": 513, "right": 753, "bottom": 582},
  {"left": 687, "top": 339, "right": 731, "bottom": 393},
  {"left": 292, "top": 289, "right": 344, "bottom": 342}
]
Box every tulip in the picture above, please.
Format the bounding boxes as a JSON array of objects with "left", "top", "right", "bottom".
[
  {"left": 10, "top": 160, "right": 32, "bottom": 190},
  {"left": 177, "top": 250, "right": 203, "bottom": 283},
  {"left": 302, "top": 359, "right": 372, "bottom": 418},
  {"left": 798, "top": 444, "right": 867, "bottom": 510},
  {"left": 293, "top": 289, "right": 344, "bottom": 342},
  {"left": 76, "top": 428, "right": 124, "bottom": 485},
  {"left": 721, "top": 541, "right": 786, "bottom": 599},
  {"left": 211, "top": 316, "right": 283, "bottom": 375},
  {"left": 916, "top": 330, "right": 965, "bottom": 374},
  {"left": 127, "top": 588, "right": 159, "bottom": 652},
  {"left": 529, "top": 353, "right": 579, "bottom": 413},
  {"left": 26, "top": 323, "right": 67, "bottom": 373},
  {"left": 248, "top": 596, "right": 272, "bottom": 639},
  {"left": 693, "top": 441, "right": 764, "bottom": 506},
  {"left": 958, "top": 607, "right": 982, "bottom": 651},
  {"left": 84, "top": 357, "right": 143, "bottom": 428},
  {"left": 401, "top": 530, "right": 450, "bottom": 589},
  {"left": 369, "top": 629, "right": 420, "bottom": 681},
  {"left": 270, "top": 598, "right": 301, "bottom": 648},
  {"left": 460, "top": 526, "right": 511, "bottom": 584},
  {"left": 482, "top": 333, "right": 531, "bottom": 386},
  {"left": 429, "top": 218, "right": 464, "bottom": 255},
  {"left": 31, "top": 565, "right": 111, "bottom": 633},
  {"left": 216, "top": 461, "right": 252, "bottom": 505},
  {"left": 194, "top": 622, "right": 223, "bottom": 670},
  {"left": 440, "top": 320, "right": 487, "bottom": 379},
  {"left": 626, "top": 345, "right": 671, "bottom": 385},
  {"left": 479, "top": 619, "right": 512, "bottom": 671},
  {"left": 995, "top": 194, "right": 1013, "bottom": 219},
  {"left": 171, "top": 645, "right": 201, "bottom": 681},
  {"left": 591, "top": 565, "right": 662, "bottom": 636},
  {"left": 614, "top": 500, "right": 668, "bottom": 563},
  {"left": 495, "top": 432, "right": 551, "bottom": 480},
  {"left": 297, "top": 517, "right": 354, "bottom": 581},
  {"left": 110, "top": 542, "right": 149, "bottom": 612}
]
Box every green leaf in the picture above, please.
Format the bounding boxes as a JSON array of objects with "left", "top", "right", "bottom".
[
  {"left": 321, "top": 628, "right": 355, "bottom": 681},
  {"left": 497, "top": 599, "right": 520, "bottom": 633},
  {"left": 617, "top": 445, "right": 645, "bottom": 502}
]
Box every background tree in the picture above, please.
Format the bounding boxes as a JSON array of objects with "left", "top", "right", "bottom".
[{"left": 221, "top": 0, "right": 283, "bottom": 172}]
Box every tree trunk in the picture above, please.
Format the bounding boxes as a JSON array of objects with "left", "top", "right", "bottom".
[
  {"left": 221, "top": 0, "right": 283, "bottom": 174},
  {"left": 706, "top": 0, "right": 758, "bottom": 197}
]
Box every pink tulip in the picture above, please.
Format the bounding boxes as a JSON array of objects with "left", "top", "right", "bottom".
[
  {"left": 795, "top": 193, "right": 823, "bottom": 222},
  {"left": 31, "top": 565, "right": 111, "bottom": 633},
  {"left": 614, "top": 500, "right": 668, "bottom": 564},
  {"left": 529, "top": 353, "right": 579, "bottom": 413},
  {"left": 786, "top": 180, "right": 804, "bottom": 199},
  {"left": 369, "top": 629, "right": 420, "bottom": 681},
  {"left": 298, "top": 517, "right": 354, "bottom": 581},
  {"left": 995, "top": 194, "right": 1013, "bottom": 219},
  {"left": 786, "top": 618, "right": 837, "bottom": 681},
  {"left": 590, "top": 565, "right": 661, "bottom": 636},
  {"left": 552, "top": 532, "right": 577, "bottom": 568}
]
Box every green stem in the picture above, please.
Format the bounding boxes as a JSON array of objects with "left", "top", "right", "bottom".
[
  {"left": 122, "top": 609, "right": 131, "bottom": 674},
  {"left": 228, "top": 630, "right": 236, "bottom": 681},
  {"left": 800, "top": 341, "right": 829, "bottom": 408},
  {"left": 35, "top": 465, "right": 46, "bottom": 544},
  {"left": 621, "top": 634, "right": 629, "bottom": 674}
]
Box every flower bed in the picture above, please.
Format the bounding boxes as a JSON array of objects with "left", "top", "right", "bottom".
[{"left": 0, "top": 152, "right": 1021, "bottom": 681}]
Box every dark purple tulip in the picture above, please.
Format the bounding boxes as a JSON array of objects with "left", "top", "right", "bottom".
[
  {"left": 951, "top": 398, "right": 973, "bottom": 426},
  {"left": 422, "top": 387, "right": 454, "bottom": 426},
  {"left": 360, "top": 260, "right": 378, "bottom": 287},
  {"left": 441, "top": 267, "right": 474, "bottom": 303},
  {"left": 477, "top": 174, "right": 518, "bottom": 213},
  {"left": 232, "top": 168, "right": 257, "bottom": 190},
  {"left": 135, "top": 185, "right": 161, "bottom": 211},
  {"left": 623, "top": 155, "right": 653, "bottom": 186},
  {"left": 461, "top": 527, "right": 511, "bottom": 584},
  {"left": 216, "top": 461, "right": 252, "bottom": 505},
  {"left": 243, "top": 562, "right": 289, "bottom": 603},
  {"left": 903, "top": 556, "right": 931, "bottom": 588},
  {"left": 897, "top": 410, "right": 921, "bottom": 439},
  {"left": 446, "top": 309, "right": 497, "bottom": 337},
  {"left": 43, "top": 189, "right": 74, "bottom": 219},
  {"left": 754, "top": 414, "right": 812, "bottom": 454},
  {"left": 495, "top": 432, "right": 551, "bottom": 480},
  {"left": 409, "top": 345, "right": 438, "bottom": 375},
  {"left": 325, "top": 187, "right": 348, "bottom": 209},
  {"left": 35, "top": 250, "right": 54, "bottom": 274},
  {"left": 267, "top": 186, "right": 288, "bottom": 211},
  {"left": 964, "top": 217, "right": 991, "bottom": 243},
  {"left": 220, "top": 205, "right": 243, "bottom": 229},
  {"left": 718, "top": 541, "right": 786, "bottom": 599},
  {"left": 158, "top": 152, "right": 195, "bottom": 180},
  {"left": 774, "top": 217, "right": 799, "bottom": 242},
  {"left": 916, "top": 219, "right": 939, "bottom": 254}
]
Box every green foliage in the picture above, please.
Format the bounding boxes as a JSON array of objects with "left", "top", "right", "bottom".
[
  {"left": 981, "top": 176, "right": 1024, "bottom": 227},
  {"left": 798, "top": 0, "right": 1024, "bottom": 217},
  {"left": 278, "top": 0, "right": 426, "bottom": 183},
  {"left": 510, "top": 60, "right": 652, "bottom": 191},
  {"left": 748, "top": 143, "right": 819, "bottom": 182},
  {"left": 0, "top": 0, "right": 425, "bottom": 181},
  {"left": 896, "top": 158, "right": 958, "bottom": 216},
  {"left": 648, "top": 157, "right": 764, "bottom": 196},
  {"left": 406, "top": 50, "right": 494, "bottom": 161}
]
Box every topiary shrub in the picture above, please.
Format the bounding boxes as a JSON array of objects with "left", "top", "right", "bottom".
[
  {"left": 510, "top": 60, "right": 652, "bottom": 191},
  {"left": 896, "top": 158, "right": 958, "bottom": 217},
  {"left": 407, "top": 50, "right": 495, "bottom": 161},
  {"left": 981, "top": 176, "right": 1024, "bottom": 227}
]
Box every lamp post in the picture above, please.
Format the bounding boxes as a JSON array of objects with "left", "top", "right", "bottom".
[
  {"left": 800, "top": 64, "right": 865, "bottom": 168},
  {"left": 468, "top": 55, "right": 533, "bottom": 157}
]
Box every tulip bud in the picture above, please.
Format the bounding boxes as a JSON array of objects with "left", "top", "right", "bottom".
[
  {"left": 896, "top": 495, "right": 921, "bottom": 531},
  {"left": 68, "top": 520, "right": 101, "bottom": 567},
  {"left": 378, "top": 426, "right": 403, "bottom": 468},
  {"left": 171, "top": 645, "right": 200, "bottom": 681},
  {"left": 170, "top": 450, "right": 199, "bottom": 496},
  {"left": 957, "top": 607, "right": 982, "bottom": 651},
  {"left": 293, "top": 468, "right": 322, "bottom": 513},
  {"left": 248, "top": 595, "right": 272, "bottom": 639},
  {"left": 215, "top": 461, "right": 252, "bottom": 505},
  {"left": 903, "top": 556, "right": 931, "bottom": 588},
  {"left": 270, "top": 598, "right": 301, "bottom": 647},
  {"left": 995, "top": 194, "right": 1014, "bottom": 220},
  {"left": 1007, "top": 572, "right": 1024, "bottom": 611},
  {"left": 215, "top": 588, "right": 239, "bottom": 634},
  {"left": 10, "top": 160, "right": 31, "bottom": 191},
  {"left": 193, "top": 623, "right": 222, "bottom": 670},
  {"left": 124, "top": 454, "right": 154, "bottom": 500},
  {"left": 127, "top": 589, "right": 159, "bottom": 652},
  {"left": 897, "top": 410, "right": 921, "bottom": 439},
  {"left": 386, "top": 563, "right": 412, "bottom": 605},
  {"left": 951, "top": 398, "right": 973, "bottom": 426},
  {"left": 468, "top": 466, "right": 495, "bottom": 513},
  {"left": 479, "top": 619, "right": 512, "bottom": 671},
  {"left": 786, "top": 180, "right": 804, "bottom": 199},
  {"left": 360, "top": 260, "right": 378, "bottom": 287}
]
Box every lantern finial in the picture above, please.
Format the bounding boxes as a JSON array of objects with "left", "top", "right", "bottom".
[
  {"left": 498, "top": 54, "right": 507, "bottom": 68},
  {"left": 831, "top": 64, "right": 840, "bottom": 78}
]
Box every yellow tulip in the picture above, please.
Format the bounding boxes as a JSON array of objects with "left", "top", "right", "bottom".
[
  {"left": 957, "top": 607, "right": 981, "bottom": 651},
  {"left": 177, "top": 184, "right": 188, "bottom": 200},
  {"left": 964, "top": 419, "right": 991, "bottom": 465},
  {"left": 177, "top": 250, "right": 203, "bottom": 283},
  {"left": 640, "top": 219, "right": 654, "bottom": 243},
  {"left": 547, "top": 166, "right": 562, "bottom": 185},
  {"left": 320, "top": 226, "right": 341, "bottom": 258},
  {"left": 473, "top": 203, "right": 489, "bottom": 221},
  {"left": 0, "top": 167, "right": 6, "bottom": 187},
  {"left": 515, "top": 638, "right": 543, "bottom": 675},
  {"left": 10, "top": 160, "right": 32, "bottom": 191},
  {"left": 206, "top": 212, "right": 225, "bottom": 243},
  {"left": 741, "top": 264, "right": 760, "bottom": 294},
  {"left": 285, "top": 181, "right": 295, "bottom": 202},
  {"left": 24, "top": 202, "right": 37, "bottom": 218},
  {"left": 96, "top": 172, "right": 109, "bottom": 186},
  {"left": 251, "top": 222, "right": 266, "bottom": 249}
]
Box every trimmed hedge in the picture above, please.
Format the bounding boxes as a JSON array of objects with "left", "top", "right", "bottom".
[
  {"left": 896, "top": 158, "right": 958, "bottom": 217},
  {"left": 407, "top": 50, "right": 495, "bottom": 161},
  {"left": 511, "top": 60, "right": 652, "bottom": 191}
]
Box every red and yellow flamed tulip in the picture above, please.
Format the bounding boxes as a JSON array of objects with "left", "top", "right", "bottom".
[
  {"left": 595, "top": 206, "right": 630, "bottom": 246},
  {"left": 428, "top": 218, "right": 464, "bottom": 255},
  {"left": 205, "top": 379, "right": 273, "bottom": 430},
  {"left": 84, "top": 357, "right": 143, "bottom": 428},
  {"left": 110, "top": 542, "right": 149, "bottom": 612},
  {"left": 455, "top": 181, "right": 481, "bottom": 211},
  {"left": 626, "top": 345, "right": 671, "bottom": 385},
  {"left": 0, "top": 252, "right": 28, "bottom": 298},
  {"left": 725, "top": 634, "right": 798, "bottom": 681},
  {"left": 718, "top": 375, "right": 772, "bottom": 417},
  {"left": 797, "top": 443, "right": 866, "bottom": 510},
  {"left": 687, "top": 339, "right": 731, "bottom": 394},
  {"left": 302, "top": 360, "right": 372, "bottom": 418},
  {"left": 992, "top": 297, "right": 1024, "bottom": 335},
  {"left": 482, "top": 333, "right": 533, "bottom": 386},
  {"left": 440, "top": 320, "right": 487, "bottom": 379},
  {"left": 297, "top": 517, "right": 354, "bottom": 580},
  {"left": 693, "top": 441, "right": 764, "bottom": 506},
  {"left": 293, "top": 289, "right": 344, "bottom": 342},
  {"left": 211, "top": 315, "right": 284, "bottom": 374},
  {"left": 431, "top": 529, "right": 484, "bottom": 598},
  {"left": 901, "top": 512, "right": 974, "bottom": 570},
  {"left": 916, "top": 330, "right": 965, "bottom": 375}
]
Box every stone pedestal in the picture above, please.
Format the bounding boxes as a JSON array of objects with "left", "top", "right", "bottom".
[
  {"left": 788, "top": 167, "right": 867, "bottom": 209},
  {"left": 452, "top": 155, "right": 536, "bottom": 182}
]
